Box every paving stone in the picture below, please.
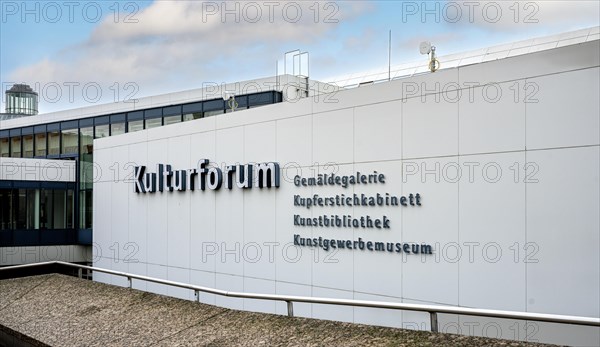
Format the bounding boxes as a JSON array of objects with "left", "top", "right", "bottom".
[{"left": 0, "top": 274, "right": 562, "bottom": 347}]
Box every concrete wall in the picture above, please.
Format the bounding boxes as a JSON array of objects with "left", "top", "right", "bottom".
[{"left": 93, "top": 40, "right": 600, "bottom": 346}]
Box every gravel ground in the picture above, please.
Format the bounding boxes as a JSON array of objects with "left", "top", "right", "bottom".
[{"left": 0, "top": 274, "right": 562, "bottom": 347}]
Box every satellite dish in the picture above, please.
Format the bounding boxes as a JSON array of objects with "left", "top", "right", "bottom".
[{"left": 419, "top": 41, "right": 431, "bottom": 55}]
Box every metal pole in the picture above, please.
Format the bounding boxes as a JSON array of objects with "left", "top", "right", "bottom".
[
  {"left": 430, "top": 312, "right": 438, "bottom": 333},
  {"left": 195, "top": 290, "right": 200, "bottom": 303},
  {"left": 286, "top": 301, "right": 294, "bottom": 317},
  {"left": 127, "top": 276, "right": 132, "bottom": 289},
  {"left": 388, "top": 29, "right": 392, "bottom": 81}
]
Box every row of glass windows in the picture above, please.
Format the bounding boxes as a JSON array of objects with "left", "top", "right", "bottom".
[
  {"left": 0, "top": 91, "right": 279, "bottom": 158},
  {"left": 0, "top": 115, "right": 197, "bottom": 158},
  {"left": 0, "top": 188, "right": 74, "bottom": 230}
]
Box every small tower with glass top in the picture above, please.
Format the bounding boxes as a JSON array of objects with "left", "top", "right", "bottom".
[{"left": 5, "top": 84, "right": 38, "bottom": 115}]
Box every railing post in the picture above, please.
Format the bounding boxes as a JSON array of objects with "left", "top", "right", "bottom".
[
  {"left": 195, "top": 290, "right": 200, "bottom": 303},
  {"left": 127, "top": 276, "right": 132, "bottom": 289},
  {"left": 430, "top": 312, "right": 438, "bottom": 333},
  {"left": 286, "top": 301, "right": 294, "bottom": 317},
  {"left": 77, "top": 268, "right": 82, "bottom": 279}
]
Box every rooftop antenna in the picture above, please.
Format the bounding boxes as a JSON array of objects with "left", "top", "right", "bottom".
[
  {"left": 223, "top": 91, "right": 238, "bottom": 112},
  {"left": 419, "top": 41, "right": 440, "bottom": 72},
  {"left": 388, "top": 30, "right": 392, "bottom": 81}
]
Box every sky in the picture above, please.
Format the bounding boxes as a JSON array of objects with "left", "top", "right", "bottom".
[{"left": 1, "top": 0, "right": 598, "bottom": 113}]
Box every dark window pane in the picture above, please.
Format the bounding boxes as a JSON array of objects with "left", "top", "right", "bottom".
[
  {"left": 40, "top": 189, "right": 53, "bottom": 229},
  {"left": 80, "top": 190, "right": 93, "bottom": 229},
  {"left": 16, "top": 189, "right": 26, "bottom": 229},
  {"left": 204, "top": 99, "right": 224, "bottom": 112},
  {"left": 183, "top": 102, "right": 202, "bottom": 114},
  {"left": 79, "top": 118, "right": 94, "bottom": 128},
  {"left": 66, "top": 190, "right": 74, "bottom": 229},
  {"left": 53, "top": 190, "right": 66, "bottom": 228},
  {"left": 128, "top": 111, "right": 143, "bottom": 121},
  {"left": 110, "top": 113, "right": 126, "bottom": 123},
  {"left": 26, "top": 189, "right": 38, "bottom": 229},
  {"left": 0, "top": 189, "right": 13, "bottom": 229},
  {"left": 95, "top": 116, "right": 109, "bottom": 126},
  {"left": 61, "top": 120, "right": 78, "bottom": 130},
  {"left": 144, "top": 108, "right": 162, "bottom": 119}
]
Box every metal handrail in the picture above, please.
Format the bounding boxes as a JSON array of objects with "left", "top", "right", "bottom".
[{"left": 1, "top": 261, "right": 599, "bottom": 333}]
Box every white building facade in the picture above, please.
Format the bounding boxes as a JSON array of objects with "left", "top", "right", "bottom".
[{"left": 91, "top": 32, "right": 599, "bottom": 345}]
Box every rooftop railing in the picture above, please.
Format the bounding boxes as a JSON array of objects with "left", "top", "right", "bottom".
[{"left": 1, "top": 261, "right": 599, "bottom": 333}]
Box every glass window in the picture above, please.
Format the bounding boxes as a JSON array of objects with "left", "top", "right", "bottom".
[
  {"left": 183, "top": 113, "right": 203, "bottom": 121},
  {"left": 80, "top": 190, "right": 93, "bottom": 229},
  {"left": 0, "top": 189, "right": 13, "bottom": 229},
  {"left": 22, "top": 135, "right": 34, "bottom": 158},
  {"left": 204, "top": 110, "right": 224, "bottom": 117},
  {"left": 66, "top": 190, "right": 74, "bottom": 229},
  {"left": 80, "top": 127, "right": 93, "bottom": 190},
  {"left": 95, "top": 124, "right": 109, "bottom": 138},
  {"left": 16, "top": 189, "right": 26, "bottom": 229},
  {"left": 0, "top": 187, "right": 75, "bottom": 231},
  {"left": 48, "top": 131, "right": 60, "bottom": 155},
  {"left": 53, "top": 190, "right": 66, "bottom": 228},
  {"left": 128, "top": 120, "right": 144, "bottom": 132},
  {"left": 61, "top": 129, "right": 78, "bottom": 154},
  {"left": 26, "top": 189, "right": 39, "bottom": 229},
  {"left": 80, "top": 127, "right": 93, "bottom": 156},
  {"left": 163, "top": 115, "right": 181, "bottom": 125},
  {"left": 111, "top": 122, "right": 125, "bottom": 136},
  {"left": 80, "top": 127, "right": 94, "bottom": 191},
  {"left": 35, "top": 133, "right": 47, "bottom": 156},
  {"left": 1, "top": 138, "right": 9, "bottom": 157},
  {"left": 40, "top": 189, "right": 53, "bottom": 229},
  {"left": 145, "top": 118, "right": 161, "bottom": 129},
  {"left": 10, "top": 137, "right": 21, "bottom": 157}
]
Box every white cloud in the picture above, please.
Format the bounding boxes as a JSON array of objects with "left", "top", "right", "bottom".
[
  {"left": 8, "top": 1, "right": 371, "bottom": 112},
  {"left": 441, "top": 1, "right": 599, "bottom": 31}
]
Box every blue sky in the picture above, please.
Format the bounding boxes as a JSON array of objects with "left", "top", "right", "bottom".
[{"left": 1, "top": 1, "right": 598, "bottom": 113}]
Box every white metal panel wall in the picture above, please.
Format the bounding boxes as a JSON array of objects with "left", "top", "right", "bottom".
[
  {"left": 93, "top": 40, "right": 600, "bottom": 346},
  {"left": 0, "top": 157, "right": 75, "bottom": 182}
]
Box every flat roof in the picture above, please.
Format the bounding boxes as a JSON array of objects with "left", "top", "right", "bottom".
[
  {"left": 328, "top": 26, "right": 600, "bottom": 88},
  {"left": 0, "top": 75, "right": 307, "bottom": 130},
  {"left": 0, "top": 274, "right": 558, "bottom": 347}
]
